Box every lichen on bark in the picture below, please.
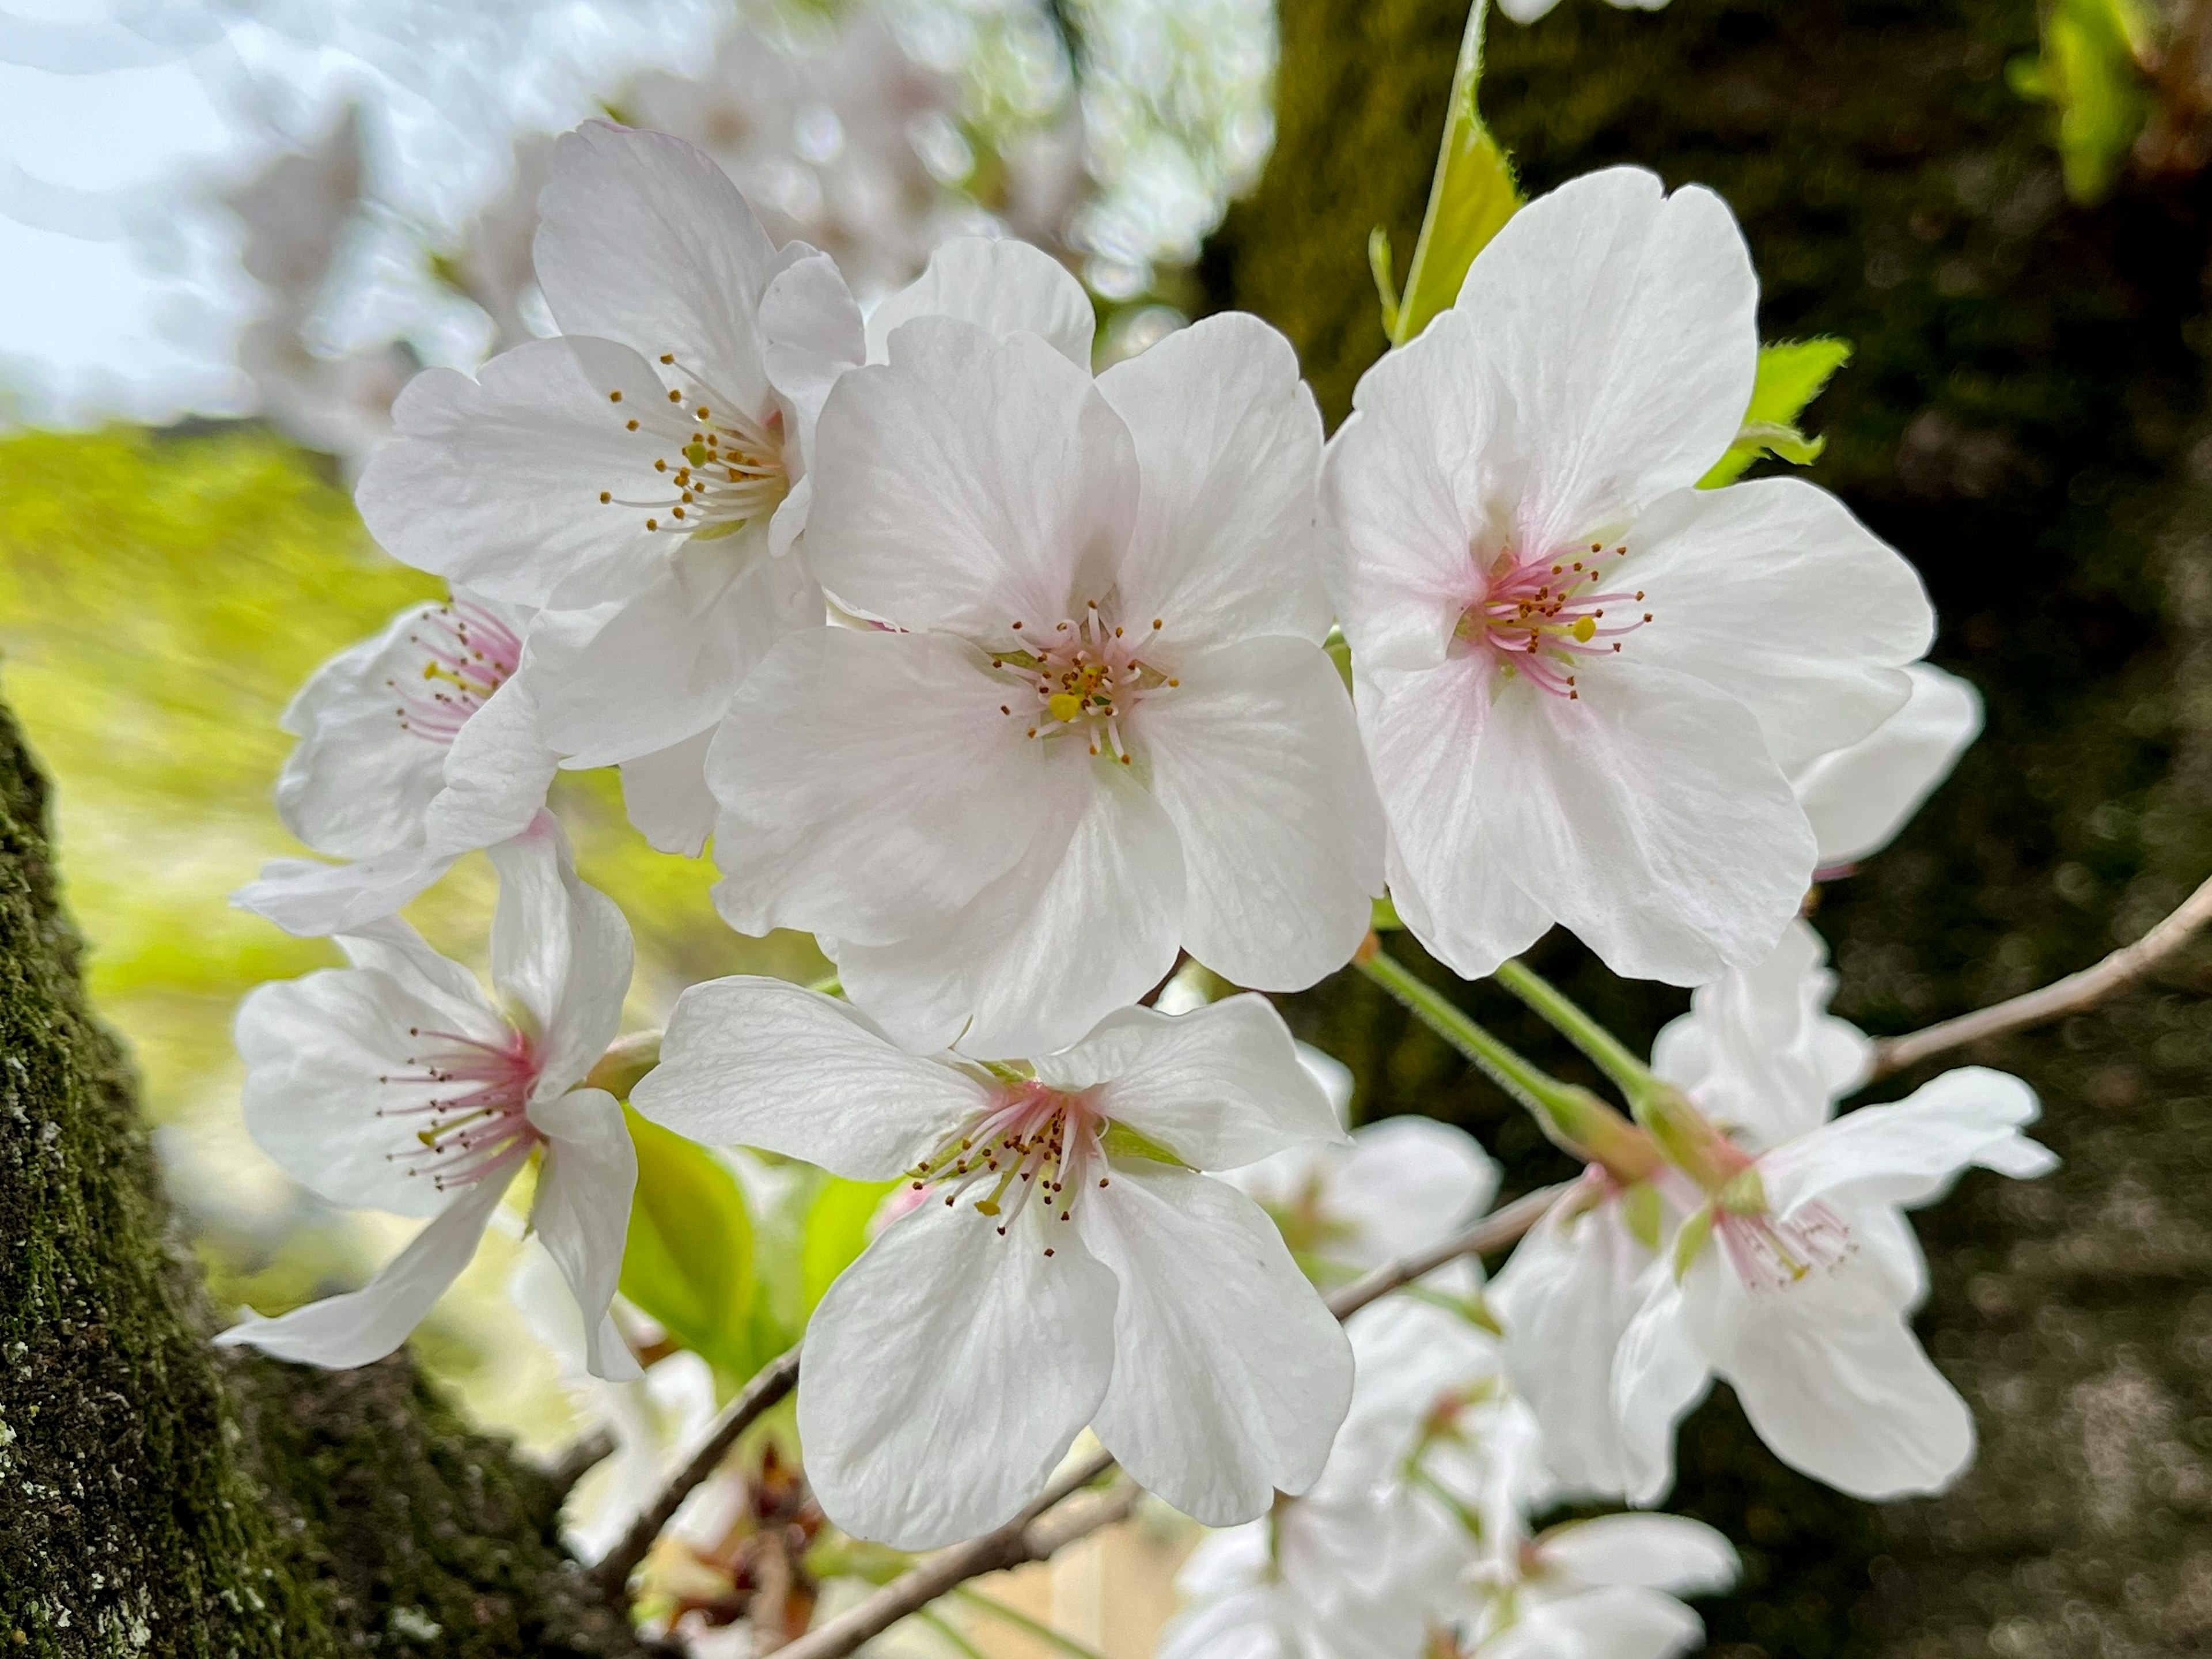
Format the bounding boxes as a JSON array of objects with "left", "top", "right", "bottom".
[{"left": 0, "top": 696, "right": 640, "bottom": 1657}]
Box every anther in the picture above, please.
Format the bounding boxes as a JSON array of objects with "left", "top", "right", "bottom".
[
  {"left": 660, "top": 353, "right": 675, "bottom": 364},
  {"left": 599, "top": 491, "right": 611, "bottom": 503},
  {"left": 626, "top": 418, "right": 639, "bottom": 431},
  {"left": 608, "top": 390, "right": 623, "bottom": 403},
  {"left": 666, "top": 389, "right": 682, "bottom": 403}
]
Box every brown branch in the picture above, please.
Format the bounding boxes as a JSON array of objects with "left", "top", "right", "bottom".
[
  {"left": 761, "top": 1182, "right": 1565, "bottom": 1659},
  {"left": 593, "top": 1346, "right": 801, "bottom": 1597},
  {"left": 1870, "top": 868, "right": 2212, "bottom": 1077}
]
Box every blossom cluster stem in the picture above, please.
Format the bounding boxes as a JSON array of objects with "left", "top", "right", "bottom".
[
  {"left": 1490, "top": 958, "right": 1658, "bottom": 1103},
  {"left": 1357, "top": 944, "right": 1657, "bottom": 1179}
]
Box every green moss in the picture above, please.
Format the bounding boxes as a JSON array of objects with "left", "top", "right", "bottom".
[
  {"left": 0, "top": 700, "right": 642, "bottom": 1655},
  {"left": 1215, "top": 0, "right": 2212, "bottom": 1652}
]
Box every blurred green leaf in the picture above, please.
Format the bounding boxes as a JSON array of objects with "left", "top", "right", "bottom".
[
  {"left": 801, "top": 1176, "right": 897, "bottom": 1314},
  {"left": 1698, "top": 338, "right": 1854, "bottom": 488},
  {"left": 2009, "top": 0, "right": 2154, "bottom": 204},
  {"left": 620, "top": 1105, "right": 758, "bottom": 1375},
  {"left": 1385, "top": 0, "right": 1521, "bottom": 347}
]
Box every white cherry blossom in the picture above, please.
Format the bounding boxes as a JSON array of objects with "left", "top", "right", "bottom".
[
  {"left": 214, "top": 815, "right": 641, "bottom": 1380},
  {"left": 1160, "top": 1298, "right": 1499, "bottom": 1659},
  {"left": 1615, "top": 1066, "right": 2055, "bottom": 1502},
  {"left": 631, "top": 982, "right": 1354, "bottom": 1548},
  {"left": 1463, "top": 1513, "right": 1736, "bottom": 1659},
  {"left": 1323, "top": 166, "right": 1935, "bottom": 986},
  {"left": 710, "top": 306, "right": 1384, "bottom": 1055},
  {"left": 1226, "top": 1098, "right": 1499, "bottom": 1294},
  {"left": 1794, "top": 661, "right": 1983, "bottom": 872},
  {"left": 233, "top": 593, "right": 558, "bottom": 934},
  {"left": 354, "top": 121, "right": 830, "bottom": 848}
]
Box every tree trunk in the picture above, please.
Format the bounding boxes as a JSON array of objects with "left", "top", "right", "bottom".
[
  {"left": 1211, "top": 1, "right": 2212, "bottom": 1654},
  {"left": 0, "top": 700, "right": 642, "bottom": 1657}
]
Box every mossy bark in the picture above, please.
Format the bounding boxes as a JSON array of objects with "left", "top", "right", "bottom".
[
  {"left": 0, "top": 699, "right": 641, "bottom": 1657},
  {"left": 1210, "top": 1, "right": 2212, "bottom": 1654}
]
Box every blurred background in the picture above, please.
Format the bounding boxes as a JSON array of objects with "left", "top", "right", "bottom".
[{"left": 7, "top": 0, "right": 2212, "bottom": 1654}]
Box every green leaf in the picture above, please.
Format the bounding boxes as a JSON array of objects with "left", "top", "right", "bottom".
[
  {"left": 1697, "top": 338, "right": 1854, "bottom": 489},
  {"left": 800, "top": 1176, "right": 899, "bottom": 1315},
  {"left": 619, "top": 1105, "right": 758, "bottom": 1375},
  {"left": 1388, "top": 0, "right": 1521, "bottom": 348},
  {"left": 2010, "top": 0, "right": 2154, "bottom": 204}
]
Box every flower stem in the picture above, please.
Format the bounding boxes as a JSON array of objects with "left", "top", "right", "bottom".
[
  {"left": 1357, "top": 944, "right": 1657, "bottom": 1178},
  {"left": 1493, "top": 957, "right": 1660, "bottom": 1104}
]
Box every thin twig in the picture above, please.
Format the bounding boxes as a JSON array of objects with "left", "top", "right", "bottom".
[
  {"left": 1325, "top": 1181, "right": 1566, "bottom": 1320},
  {"left": 592, "top": 1346, "right": 801, "bottom": 1597},
  {"left": 1870, "top": 867, "right": 2212, "bottom": 1077},
  {"left": 757, "top": 1183, "right": 1565, "bottom": 1659}
]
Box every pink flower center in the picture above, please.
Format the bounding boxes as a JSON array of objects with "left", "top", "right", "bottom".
[
  {"left": 1456, "top": 540, "right": 1652, "bottom": 700},
  {"left": 377, "top": 1024, "right": 544, "bottom": 1191},
  {"left": 390, "top": 601, "right": 522, "bottom": 744},
  {"left": 990, "top": 601, "right": 1177, "bottom": 765},
  {"left": 597, "top": 357, "right": 789, "bottom": 536},
  {"left": 1715, "top": 1201, "right": 1854, "bottom": 1291},
  {"left": 906, "top": 1080, "right": 1108, "bottom": 1255}
]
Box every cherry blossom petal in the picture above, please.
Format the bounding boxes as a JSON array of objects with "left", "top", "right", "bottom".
[
  {"left": 1759, "top": 1067, "right": 2054, "bottom": 1216},
  {"left": 1492, "top": 1586, "right": 1706, "bottom": 1659},
  {"left": 1322, "top": 311, "right": 1521, "bottom": 675},
  {"left": 1611, "top": 1268, "right": 1714, "bottom": 1506},
  {"left": 1649, "top": 919, "right": 1868, "bottom": 1152},
  {"left": 534, "top": 120, "right": 781, "bottom": 411},
  {"left": 804, "top": 318, "right": 1138, "bottom": 636},
  {"left": 424, "top": 673, "right": 560, "bottom": 854},
  {"left": 1686, "top": 1248, "right": 1975, "bottom": 1500},
  {"left": 232, "top": 846, "right": 456, "bottom": 939},
  {"left": 632, "top": 976, "right": 991, "bottom": 1176},
  {"left": 1081, "top": 1164, "right": 1354, "bottom": 1525},
  {"left": 356, "top": 335, "right": 675, "bottom": 608},
  {"left": 618, "top": 728, "right": 718, "bottom": 857},
  {"left": 1156, "top": 1586, "right": 1291, "bottom": 1659},
  {"left": 1324, "top": 1117, "right": 1500, "bottom": 1266},
  {"left": 488, "top": 817, "right": 633, "bottom": 1097},
  {"left": 1794, "top": 662, "right": 1983, "bottom": 868},
  {"left": 528, "top": 527, "right": 821, "bottom": 768},
  {"left": 211, "top": 1173, "right": 509, "bottom": 1367},
  {"left": 1623, "top": 478, "right": 1932, "bottom": 772},
  {"left": 1491, "top": 1181, "right": 1658, "bottom": 1499},
  {"left": 798, "top": 1198, "right": 1119, "bottom": 1548},
  {"left": 1033, "top": 995, "right": 1346, "bottom": 1171},
  {"left": 1361, "top": 658, "right": 1554, "bottom": 978},
  {"left": 708, "top": 626, "right": 1052, "bottom": 945},
  {"left": 528, "top": 1086, "right": 642, "bottom": 1381},
  {"left": 1131, "top": 637, "right": 1382, "bottom": 990},
  {"left": 332, "top": 914, "right": 505, "bottom": 1031},
  {"left": 1096, "top": 311, "right": 1334, "bottom": 646},
  {"left": 759, "top": 248, "right": 865, "bottom": 475},
  {"left": 1455, "top": 167, "right": 1756, "bottom": 551},
  {"left": 833, "top": 754, "right": 1185, "bottom": 1056},
  {"left": 863, "top": 236, "right": 1094, "bottom": 369},
  {"left": 1539, "top": 1514, "right": 1738, "bottom": 1596}
]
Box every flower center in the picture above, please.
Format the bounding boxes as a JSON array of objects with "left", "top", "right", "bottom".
[
  {"left": 600, "top": 355, "right": 790, "bottom": 537},
  {"left": 390, "top": 601, "right": 522, "bottom": 744},
  {"left": 989, "top": 601, "right": 1177, "bottom": 764},
  {"left": 377, "top": 1024, "right": 543, "bottom": 1191},
  {"left": 906, "top": 1080, "right": 1108, "bottom": 1256},
  {"left": 1456, "top": 540, "right": 1652, "bottom": 700},
  {"left": 1715, "top": 1200, "right": 1854, "bottom": 1291}
]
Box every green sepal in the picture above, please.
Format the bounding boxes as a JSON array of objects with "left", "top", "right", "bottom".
[
  {"left": 1698, "top": 338, "right": 1853, "bottom": 488},
  {"left": 618, "top": 1104, "right": 759, "bottom": 1377},
  {"left": 1620, "top": 1180, "right": 1665, "bottom": 1253},
  {"left": 1100, "top": 1119, "right": 1190, "bottom": 1168},
  {"left": 1671, "top": 1204, "right": 1716, "bottom": 1282}
]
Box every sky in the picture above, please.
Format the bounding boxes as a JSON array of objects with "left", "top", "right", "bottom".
[{"left": 0, "top": 0, "right": 726, "bottom": 423}]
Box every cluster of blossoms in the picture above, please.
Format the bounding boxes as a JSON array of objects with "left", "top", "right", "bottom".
[{"left": 217, "top": 94, "right": 2051, "bottom": 1653}]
